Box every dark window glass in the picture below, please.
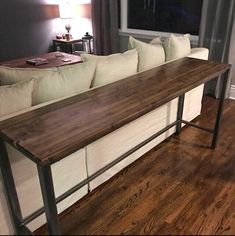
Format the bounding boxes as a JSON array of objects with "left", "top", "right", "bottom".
[
  {"left": 118, "top": 0, "right": 121, "bottom": 28},
  {"left": 128, "top": 0, "right": 203, "bottom": 35}
]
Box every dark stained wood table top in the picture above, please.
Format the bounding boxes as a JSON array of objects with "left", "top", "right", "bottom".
[
  {"left": 0, "top": 58, "right": 231, "bottom": 165},
  {"left": 0, "top": 52, "right": 82, "bottom": 68},
  {"left": 53, "top": 38, "right": 83, "bottom": 44}
]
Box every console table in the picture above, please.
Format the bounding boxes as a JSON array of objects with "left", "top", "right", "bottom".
[{"left": 0, "top": 58, "right": 231, "bottom": 235}]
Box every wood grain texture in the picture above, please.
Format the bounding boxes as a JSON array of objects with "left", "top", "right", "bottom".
[
  {"left": 0, "top": 58, "right": 231, "bottom": 165},
  {"left": 34, "top": 96, "right": 235, "bottom": 235},
  {"left": 0, "top": 52, "right": 82, "bottom": 68},
  {"left": 52, "top": 39, "right": 83, "bottom": 45}
]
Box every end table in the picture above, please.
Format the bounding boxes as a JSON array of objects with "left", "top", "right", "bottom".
[{"left": 53, "top": 39, "right": 83, "bottom": 54}]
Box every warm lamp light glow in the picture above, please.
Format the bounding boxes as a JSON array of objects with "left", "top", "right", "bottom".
[
  {"left": 57, "top": 0, "right": 92, "bottom": 39},
  {"left": 59, "top": 0, "right": 74, "bottom": 19},
  {"left": 59, "top": 0, "right": 75, "bottom": 38},
  {"left": 75, "top": 4, "right": 91, "bottom": 18}
]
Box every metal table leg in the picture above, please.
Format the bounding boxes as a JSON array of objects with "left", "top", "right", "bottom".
[
  {"left": 0, "top": 140, "right": 24, "bottom": 235},
  {"left": 69, "top": 43, "right": 73, "bottom": 54},
  {"left": 53, "top": 41, "right": 57, "bottom": 52},
  {"left": 211, "top": 70, "right": 230, "bottom": 148},
  {"left": 176, "top": 94, "right": 185, "bottom": 134},
  {"left": 37, "top": 165, "right": 61, "bottom": 235}
]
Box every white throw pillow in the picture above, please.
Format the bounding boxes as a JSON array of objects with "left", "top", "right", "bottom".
[
  {"left": 187, "top": 48, "right": 209, "bottom": 60},
  {"left": 81, "top": 49, "right": 138, "bottom": 88},
  {"left": 164, "top": 34, "right": 191, "bottom": 61},
  {"left": 32, "top": 61, "right": 96, "bottom": 105},
  {"left": 0, "top": 66, "right": 59, "bottom": 85},
  {"left": 58, "top": 61, "right": 95, "bottom": 89},
  {"left": 0, "top": 80, "right": 34, "bottom": 117},
  {"left": 150, "top": 37, "right": 163, "bottom": 46},
  {"left": 128, "top": 36, "right": 165, "bottom": 72}
]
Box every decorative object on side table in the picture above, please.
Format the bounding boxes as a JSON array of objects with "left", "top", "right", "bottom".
[
  {"left": 56, "top": 34, "right": 63, "bottom": 40},
  {"left": 26, "top": 57, "right": 49, "bottom": 66},
  {"left": 82, "top": 32, "right": 94, "bottom": 54}
]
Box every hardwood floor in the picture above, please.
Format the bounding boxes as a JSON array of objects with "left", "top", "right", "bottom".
[{"left": 35, "top": 96, "right": 235, "bottom": 235}]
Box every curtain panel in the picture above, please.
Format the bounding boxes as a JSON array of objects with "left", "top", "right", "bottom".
[
  {"left": 91, "top": 0, "right": 119, "bottom": 55},
  {"left": 199, "top": 0, "right": 235, "bottom": 98}
]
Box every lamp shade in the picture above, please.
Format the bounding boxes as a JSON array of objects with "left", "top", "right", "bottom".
[{"left": 59, "top": 0, "right": 74, "bottom": 19}]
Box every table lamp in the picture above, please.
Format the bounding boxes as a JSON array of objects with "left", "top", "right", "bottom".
[{"left": 59, "top": 0, "right": 74, "bottom": 40}]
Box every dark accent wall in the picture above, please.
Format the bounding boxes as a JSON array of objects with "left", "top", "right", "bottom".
[{"left": 0, "top": 0, "right": 59, "bottom": 61}]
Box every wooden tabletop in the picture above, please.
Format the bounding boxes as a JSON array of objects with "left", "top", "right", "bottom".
[
  {"left": 0, "top": 52, "right": 82, "bottom": 68},
  {"left": 53, "top": 38, "right": 83, "bottom": 44},
  {"left": 0, "top": 58, "right": 230, "bottom": 165}
]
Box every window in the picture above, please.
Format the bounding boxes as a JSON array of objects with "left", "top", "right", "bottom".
[{"left": 119, "top": 0, "right": 203, "bottom": 38}]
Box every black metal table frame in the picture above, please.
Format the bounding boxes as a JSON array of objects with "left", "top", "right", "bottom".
[{"left": 0, "top": 69, "right": 230, "bottom": 235}]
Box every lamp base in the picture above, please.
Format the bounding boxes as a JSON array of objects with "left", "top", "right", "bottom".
[
  {"left": 65, "top": 33, "right": 71, "bottom": 41},
  {"left": 65, "top": 23, "right": 71, "bottom": 34},
  {"left": 64, "top": 23, "right": 72, "bottom": 41}
]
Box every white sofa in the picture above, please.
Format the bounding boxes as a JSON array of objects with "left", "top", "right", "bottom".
[{"left": 0, "top": 37, "right": 209, "bottom": 234}]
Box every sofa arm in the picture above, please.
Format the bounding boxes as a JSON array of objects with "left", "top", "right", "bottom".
[{"left": 187, "top": 48, "right": 209, "bottom": 60}]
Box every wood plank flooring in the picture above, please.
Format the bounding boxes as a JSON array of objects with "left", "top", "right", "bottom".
[{"left": 35, "top": 96, "right": 235, "bottom": 235}]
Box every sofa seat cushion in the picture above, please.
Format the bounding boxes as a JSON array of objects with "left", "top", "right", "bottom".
[
  {"left": 32, "top": 61, "right": 96, "bottom": 105},
  {"left": 0, "top": 80, "right": 34, "bottom": 117},
  {"left": 128, "top": 36, "right": 165, "bottom": 72},
  {"left": 81, "top": 49, "right": 138, "bottom": 88},
  {"left": 164, "top": 34, "right": 191, "bottom": 61}
]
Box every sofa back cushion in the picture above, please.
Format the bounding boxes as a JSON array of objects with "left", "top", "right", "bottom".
[
  {"left": 187, "top": 48, "right": 209, "bottom": 60},
  {"left": 0, "top": 66, "right": 58, "bottom": 85},
  {"left": 0, "top": 61, "right": 96, "bottom": 106},
  {"left": 0, "top": 80, "right": 34, "bottom": 117},
  {"left": 81, "top": 49, "right": 138, "bottom": 88},
  {"left": 128, "top": 36, "right": 165, "bottom": 72},
  {"left": 32, "top": 61, "right": 96, "bottom": 105},
  {"left": 164, "top": 34, "right": 191, "bottom": 61},
  {"left": 149, "top": 37, "right": 163, "bottom": 46}
]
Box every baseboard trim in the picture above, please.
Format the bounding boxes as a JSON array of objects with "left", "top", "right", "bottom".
[{"left": 230, "top": 85, "right": 235, "bottom": 100}]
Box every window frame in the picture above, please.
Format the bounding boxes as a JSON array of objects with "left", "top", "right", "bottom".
[{"left": 119, "top": 0, "right": 200, "bottom": 43}]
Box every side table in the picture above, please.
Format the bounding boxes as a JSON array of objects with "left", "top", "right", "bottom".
[
  {"left": 0, "top": 52, "right": 82, "bottom": 69},
  {"left": 53, "top": 39, "right": 83, "bottom": 54}
]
